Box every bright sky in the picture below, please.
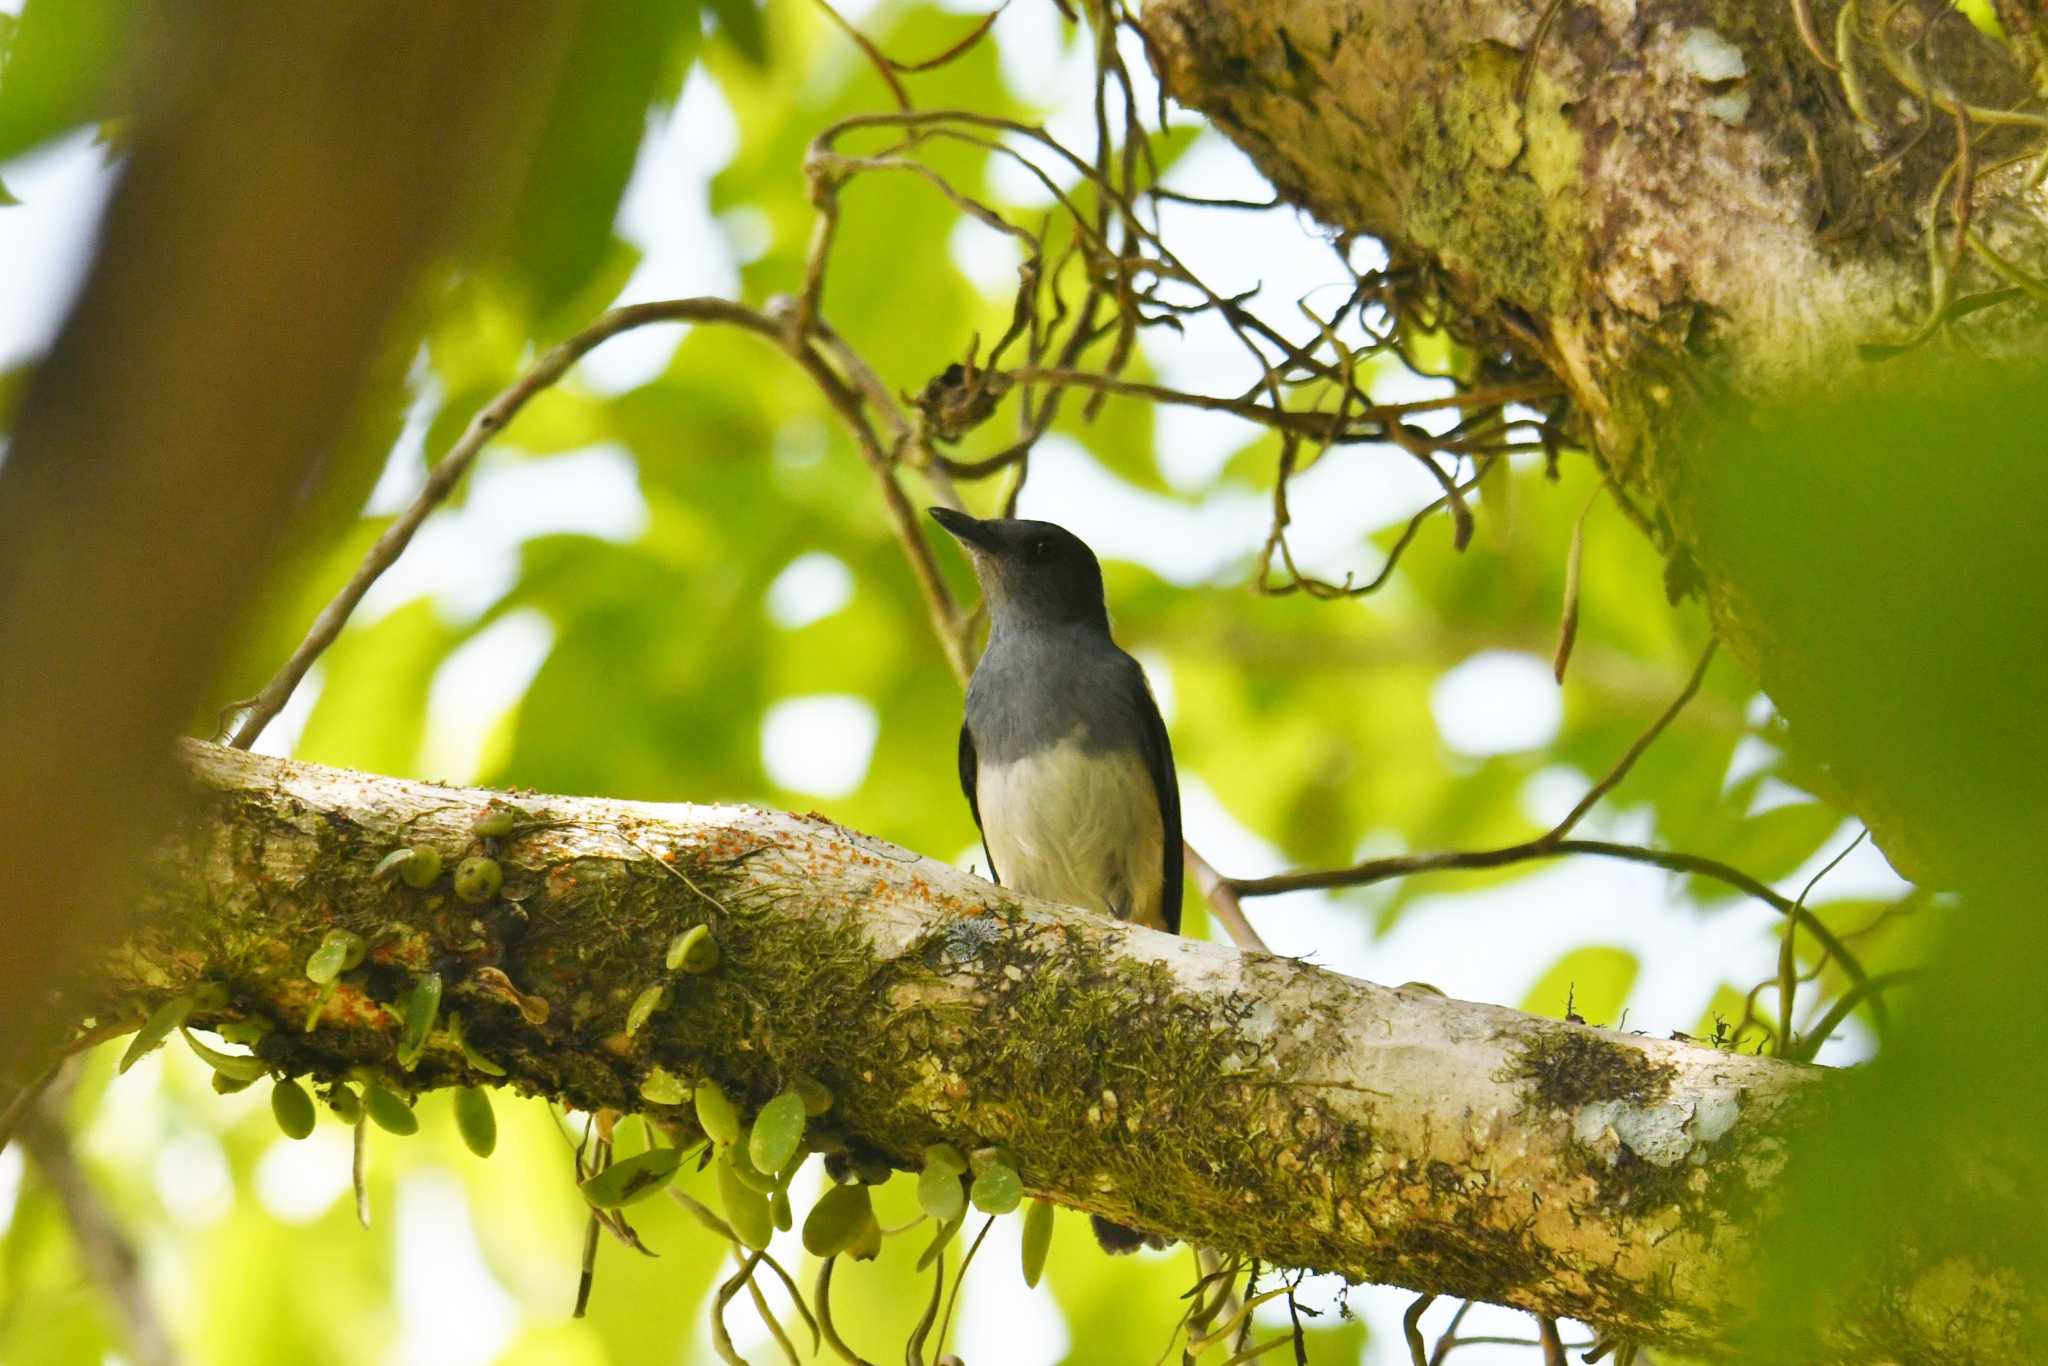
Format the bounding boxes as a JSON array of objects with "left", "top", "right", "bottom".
[{"left": 0, "top": 10, "right": 1914, "bottom": 1362}]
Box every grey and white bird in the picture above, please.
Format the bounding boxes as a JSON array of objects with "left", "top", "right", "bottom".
[{"left": 930, "top": 507, "right": 1181, "bottom": 1252}]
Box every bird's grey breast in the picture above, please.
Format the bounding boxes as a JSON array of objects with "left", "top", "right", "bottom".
[{"left": 965, "top": 629, "right": 1166, "bottom": 928}]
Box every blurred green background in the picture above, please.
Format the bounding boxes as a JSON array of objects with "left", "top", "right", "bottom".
[{"left": 0, "top": 0, "right": 1958, "bottom": 1361}]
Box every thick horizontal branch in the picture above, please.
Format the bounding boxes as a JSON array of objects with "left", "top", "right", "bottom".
[{"left": 82, "top": 742, "right": 2022, "bottom": 1358}]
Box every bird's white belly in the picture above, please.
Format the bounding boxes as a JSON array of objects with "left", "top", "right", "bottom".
[{"left": 976, "top": 735, "right": 1165, "bottom": 929}]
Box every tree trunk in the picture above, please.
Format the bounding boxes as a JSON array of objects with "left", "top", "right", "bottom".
[
  {"left": 69, "top": 742, "right": 2023, "bottom": 1358},
  {"left": 1137, "top": 0, "right": 2048, "bottom": 885}
]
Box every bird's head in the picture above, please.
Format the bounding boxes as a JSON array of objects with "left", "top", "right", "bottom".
[{"left": 928, "top": 508, "right": 1108, "bottom": 631}]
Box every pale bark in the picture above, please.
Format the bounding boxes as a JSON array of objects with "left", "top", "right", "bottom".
[
  {"left": 1137, "top": 0, "right": 2048, "bottom": 883},
  {"left": 73, "top": 742, "right": 2021, "bottom": 1358}
]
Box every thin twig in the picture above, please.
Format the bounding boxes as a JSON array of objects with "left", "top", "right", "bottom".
[
  {"left": 1790, "top": 970, "right": 1919, "bottom": 1064},
  {"left": 1426, "top": 1301, "right": 1473, "bottom": 1366},
  {"left": 1008, "top": 365, "right": 1559, "bottom": 439}
]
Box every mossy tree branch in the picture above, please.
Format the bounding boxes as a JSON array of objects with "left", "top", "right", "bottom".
[
  {"left": 58, "top": 742, "right": 2021, "bottom": 1358},
  {"left": 1137, "top": 0, "right": 2048, "bottom": 886}
]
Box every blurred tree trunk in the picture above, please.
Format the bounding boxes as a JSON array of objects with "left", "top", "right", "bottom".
[
  {"left": 1138, "top": 0, "right": 2048, "bottom": 887},
  {"left": 70, "top": 741, "right": 2026, "bottom": 1361},
  {"left": 0, "top": 4, "right": 563, "bottom": 1086}
]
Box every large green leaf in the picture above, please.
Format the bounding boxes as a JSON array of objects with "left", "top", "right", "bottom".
[
  {"left": 0, "top": 0, "right": 134, "bottom": 161},
  {"left": 502, "top": 1, "right": 702, "bottom": 321}
]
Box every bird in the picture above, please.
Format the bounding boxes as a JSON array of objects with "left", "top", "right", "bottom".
[{"left": 929, "top": 506, "right": 1180, "bottom": 1253}]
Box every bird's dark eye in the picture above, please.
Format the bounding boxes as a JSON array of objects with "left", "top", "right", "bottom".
[{"left": 1030, "top": 538, "right": 1052, "bottom": 559}]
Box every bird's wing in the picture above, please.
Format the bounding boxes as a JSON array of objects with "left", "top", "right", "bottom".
[
  {"left": 958, "top": 720, "right": 1001, "bottom": 885},
  {"left": 1134, "top": 669, "right": 1183, "bottom": 935}
]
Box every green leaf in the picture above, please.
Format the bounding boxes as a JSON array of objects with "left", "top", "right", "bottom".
[
  {"left": 1518, "top": 946, "right": 1640, "bottom": 1027},
  {"left": 917, "top": 1160, "right": 965, "bottom": 1223},
  {"left": 451, "top": 855, "right": 501, "bottom": 904},
  {"left": 0, "top": 0, "right": 136, "bottom": 162},
  {"left": 1020, "top": 1199, "right": 1053, "bottom": 1288},
  {"left": 295, "top": 598, "right": 466, "bottom": 777},
  {"left": 327, "top": 1083, "right": 363, "bottom": 1125},
  {"left": 694, "top": 1078, "right": 740, "bottom": 1146},
  {"left": 304, "top": 929, "right": 366, "bottom": 985},
  {"left": 396, "top": 971, "right": 442, "bottom": 1070},
  {"left": 302, "top": 978, "right": 338, "bottom": 1033},
  {"left": 180, "top": 1027, "right": 269, "bottom": 1083},
  {"left": 270, "top": 1078, "right": 317, "bottom": 1139},
  {"left": 724, "top": 1133, "right": 779, "bottom": 1195},
  {"left": 446, "top": 1011, "right": 507, "bottom": 1077},
  {"left": 705, "top": 0, "right": 767, "bottom": 66},
  {"left": 921, "top": 1141, "right": 968, "bottom": 1174},
  {"left": 501, "top": 0, "right": 702, "bottom": 319},
  {"left": 364, "top": 1082, "right": 419, "bottom": 1136},
  {"left": 970, "top": 1163, "right": 1022, "bottom": 1215},
  {"left": 639, "top": 1065, "right": 687, "bottom": 1105},
  {"left": 793, "top": 1072, "right": 833, "bottom": 1116},
  {"left": 718, "top": 1156, "right": 773, "bottom": 1249},
  {"left": 801, "top": 1182, "right": 873, "bottom": 1258},
  {"left": 453, "top": 1087, "right": 497, "bottom": 1158},
  {"left": 580, "top": 1145, "right": 684, "bottom": 1208},
  {"left": 623, "top": 983, "right": 667, "bottom": 1038},
  {"left": 396, "top": 846, "right": 443, "bottom": 889},
  {"left": 118, "top": 995, "right": 192, "bottom": 1073},
  {"left": 670, "top": 923, "right": 720, "bottom": 974},
  {"left": 748, "top": 1089, "right": 806, "bottom": 1174},
  {"left": 916, "top": 1212, "right": 963, "bottom": 1271}
]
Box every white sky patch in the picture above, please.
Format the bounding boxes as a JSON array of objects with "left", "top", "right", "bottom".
[
  {"left": 1178, "top": 775, "right": 1789, "bottom": 1039},
  {"left": 1723, "top": 731, "right": 1779, "bottom": 794},
  {"left": 761, "top": 695, "right": 879, "bottom": 797},
  {"left": 1140, "top": 132, "right": 1385, "bottom": 488},
  {"left": 1132, "top": 648, "right": 1175, "bottom": 724},
  {"left": 951, "top": 1210, "right": 1073, "bottom": 1364},
  {"left": 254, "top": 1129, "right": 354, "bottom": 1225},
  {"left": 1016, "top": 437, "right": 1265, "bottom": 582},
  {"left": 765, "top": 551, "right": 855, "bottom": 628},
  {"left": 365, "top": 359, "right": 440, "bottom": 517},
  {"left": 393, "top": 1173, "right": 521, "bottom": 1366},
  {"left": 948, "top": 214, "right": 1028, "bottom": 297},
  {"left": 1784, "top": 820, "right": 1912, "bottom": 904},
  {"left": 419, "top": 610, "right": 556, "bottom": 782},
  {"left": 1431, "top": 651, "right": 1564, "bottom": 756},
  {"left": 579, "top": 72, "right": 743, "bottom": 395},
  {"left": 978, "top": 21, "right": 1169, "bottom": 206},
  {"left": 357, "top": 444, "right": 648, "bottom": 624},
  {"left": 720, "top": 206, "right": 774, "bottom": 264},
  {"left": 0, "top": 130, "right": 117, "bottom": 369},
  {"left": 1521, "top": 764, "right": 1589, "bottom": 828},
  {"left": 1747, "top": 774, "right": 1816, "bottom": 815},
  {"left": 248, "top": 665, "right": 325, "bottom": 759},
  {"left": 0, "top": 1144, "right": 22, "bottom": 1237},
  {"left": 153, "top": 1133, "right": 233, "bottom": 1230}
]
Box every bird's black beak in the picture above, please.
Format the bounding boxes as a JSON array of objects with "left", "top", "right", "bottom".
[{"left": 928, "top": 506, "right": 998, "bottom": 552}]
